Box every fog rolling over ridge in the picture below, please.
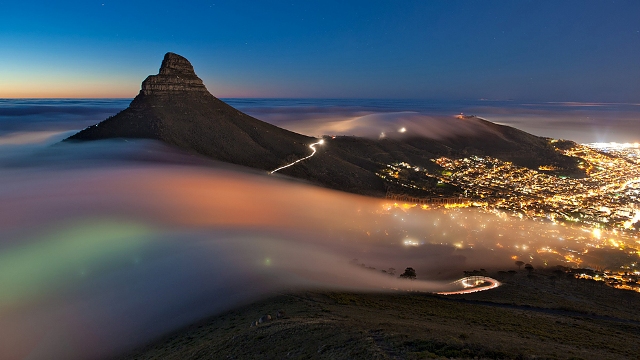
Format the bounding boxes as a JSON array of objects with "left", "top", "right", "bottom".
[
  {"left": 230, "top": 99, "right": 640, "bottom": 144},
  {"left": 0, "top": 135, "right": 619, "bottom": 360},
  {"left": 2, "top": 1, "right": 639, "bottom": 357},
  {"left": 1, "top": 86, "right": 638, "bottom": 358},
  {"left": 4, "top": 99, "right": 639, "bottom": 146}
]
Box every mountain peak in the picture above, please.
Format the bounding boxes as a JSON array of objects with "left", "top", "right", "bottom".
[
  {"left": 66, "top": 52, "right": 314, "bottom": 173},
  {"left": 140, "top": 52, "right": 207, "bottom": 95},
  {"left": 159, "top": 52, "right": 196, "bottom": 76}
]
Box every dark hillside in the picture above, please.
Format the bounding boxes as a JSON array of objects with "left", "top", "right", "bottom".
[
  {"left": 119, "top": 272, "right": 640, "bottom": 360},
  {"left": 66, "top": 53, "right": 313, "bottom": 171},
  {"left": 65, "top": 53, "right": 584, "bottom": 196}
]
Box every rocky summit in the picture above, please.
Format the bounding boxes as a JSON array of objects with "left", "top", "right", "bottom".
[
  {"left": 66, "top": 52, "right": 314, "bottom": 172},
  {"left": 140, "top": 53, "right": 208, "bottom": 95}
]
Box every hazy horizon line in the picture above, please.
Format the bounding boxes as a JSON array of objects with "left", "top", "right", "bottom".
[{"left": 2, "top": 97, "right": 640, "bottom": 106}]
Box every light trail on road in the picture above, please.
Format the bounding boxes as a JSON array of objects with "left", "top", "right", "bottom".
[
  {"left": 436, "top": 276, "right": 501, "bottom": 295},
  {"left": 270, "top": 139, "right": 324, "bottom": 174}
]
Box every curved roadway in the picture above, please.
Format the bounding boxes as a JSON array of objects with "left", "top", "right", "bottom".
[
  {"left": 436, "top": 276, "right": 501, "bottom": 295},
  {"left": 270, "top": 139, "right": 324, "bottom": 174}
]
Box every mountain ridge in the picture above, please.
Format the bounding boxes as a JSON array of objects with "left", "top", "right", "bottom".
[{"left": 65, "top": 53, "right": 583, "bottom": 197}]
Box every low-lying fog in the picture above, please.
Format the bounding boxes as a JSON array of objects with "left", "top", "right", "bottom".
[
  {"left": 231, "top": 99, "right": 640, "bottom": 143},
  {"left": 1, "top": 99, "right": 636, "bottom": 359}
]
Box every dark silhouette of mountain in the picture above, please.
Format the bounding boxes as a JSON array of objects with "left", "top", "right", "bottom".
[
  {"left": 65, "top": 53, "right": 582, "bottom": 197},
  {"left": 66, "top": 53, "right": 313, "bottom": 170}
]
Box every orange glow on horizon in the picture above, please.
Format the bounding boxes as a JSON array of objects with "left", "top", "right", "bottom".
[
  {"left": 0, "top": 82, "right": 138, "bottom": 99},
  {"left": 0, "top": 77, "right": 260, "bottom": 99}
]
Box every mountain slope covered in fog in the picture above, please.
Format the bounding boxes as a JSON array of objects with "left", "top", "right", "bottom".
[{"left": 66, "top": 53, "right": 583, "bottom": 196}]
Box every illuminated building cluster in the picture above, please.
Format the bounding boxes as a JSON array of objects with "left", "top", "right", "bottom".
[
  {"left": 374, "top": 142, "right": 640, "bottom": 281},
  {"left": 380, "top": 142, "right": 640, "bottom": 234},
  {"left": 573, "top": 268, "right": 640, "bottom": 293}
]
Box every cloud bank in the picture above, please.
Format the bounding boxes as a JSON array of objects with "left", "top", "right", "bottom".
[
  {"left": 1, "top": 139, "right": 608, "bottom": 359},
  {"left": 2, "top": 98, "right": 638, "bottom": 359}
]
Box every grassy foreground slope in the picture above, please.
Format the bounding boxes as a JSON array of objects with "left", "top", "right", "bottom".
[{"left": 119, "top": 272, "right": 640, "bottom": 360}]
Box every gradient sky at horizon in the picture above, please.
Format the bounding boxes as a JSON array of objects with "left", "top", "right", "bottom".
[{"left": 1, "top": 1, "right": 639, "bottom": 101}]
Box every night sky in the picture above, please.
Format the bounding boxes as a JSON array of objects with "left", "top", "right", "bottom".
[{"left": 1, "top": 1, "right": 639, "bottom": 101}]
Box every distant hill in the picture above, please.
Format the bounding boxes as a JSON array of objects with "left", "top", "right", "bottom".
[{"left": 65, "top": 53, "right": 582, "bottom": 197}]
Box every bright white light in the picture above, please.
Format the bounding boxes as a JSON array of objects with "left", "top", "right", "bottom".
[
  {"left": 398, "top": 127, "right": 407, "bottom": 133},
  {"left": 403, "top": 239, "right": 420, "bottom": 246},
  {"left": 624, "top": 210, "right": 640, "bottom": 229},
  {"left": 587, "top": 142, "right": 640, "bottom": 150},
  {"left": 437, "top": 277, "right": 501, "bottom": 295},
  {"left": 270, "top": 139, "right": 325, "bottom": 174}
]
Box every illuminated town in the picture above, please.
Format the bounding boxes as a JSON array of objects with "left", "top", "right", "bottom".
[{"left": 377, "top": 141, "right": 640, "bottom": 292}]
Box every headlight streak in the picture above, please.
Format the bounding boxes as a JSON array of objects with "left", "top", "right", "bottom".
[{"left": 270, "top": 139, "right": 324, "bottom": 174}]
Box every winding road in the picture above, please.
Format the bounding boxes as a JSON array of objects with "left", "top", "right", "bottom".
[
  {"left": 270, "top": 139, "right": 324, "bottom": 174},
  {"left": 436, "top": 276, "right": 501, "bottom": 295}
]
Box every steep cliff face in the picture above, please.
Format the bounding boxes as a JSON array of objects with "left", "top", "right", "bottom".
[{"left": 139, "top": 53, "right": 208, "bottom": 95}]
